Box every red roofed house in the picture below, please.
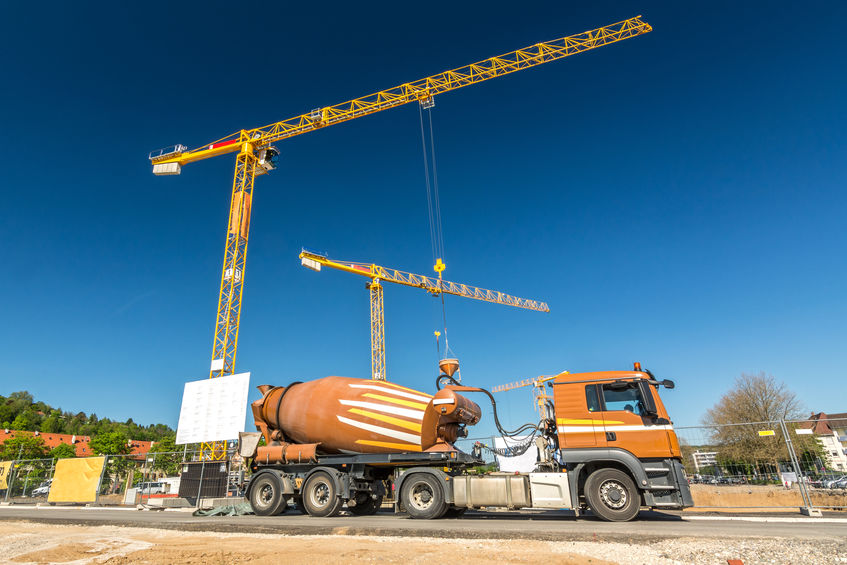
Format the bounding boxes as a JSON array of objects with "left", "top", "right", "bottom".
[
  {"left": 801, "top": 412, "right": 847, "bottom": 472},
  {"left": 0, "top": 429, "right": 154, "bottom": 460}
]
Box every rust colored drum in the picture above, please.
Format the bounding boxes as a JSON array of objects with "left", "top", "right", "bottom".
[{"left": 252, "top": 377, "right": 481, "bottom": 454}]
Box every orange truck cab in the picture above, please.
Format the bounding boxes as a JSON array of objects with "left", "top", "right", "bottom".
[{"left": 550, "top": 364, "right": 693, "bottom": 520}]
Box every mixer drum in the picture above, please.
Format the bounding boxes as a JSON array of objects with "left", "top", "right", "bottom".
[{"left": 252, "top": 376, "right": 480, "bottom": 454}]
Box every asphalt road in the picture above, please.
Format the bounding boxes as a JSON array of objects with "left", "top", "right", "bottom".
[{"left": 0, "top": 506, "right": 844, "bottom": 541}]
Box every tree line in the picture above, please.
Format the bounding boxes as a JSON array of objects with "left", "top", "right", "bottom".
[{"left": 0, "top": 391, "right": 176, "bottom": 462}]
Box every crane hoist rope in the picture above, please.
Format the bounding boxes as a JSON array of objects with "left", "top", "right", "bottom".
[{"left": 417, "top": 102, "right": 451, "bottom": 357}]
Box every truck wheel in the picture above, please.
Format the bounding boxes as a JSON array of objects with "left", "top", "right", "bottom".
[
  {"left": 249, "top": 473, "right": 287, "bottom": 516},
  {"left": 584, "top": 468, "right": 640, "bottom": 522},
  {"left": 301, "top": 471, "right": 343, "bottom": 517},
  {"left": 400, "top": 474, "right": 446, "bottom": 519},
  {"left": 348, "top": 494, "right": 383, "bottom": 515}
]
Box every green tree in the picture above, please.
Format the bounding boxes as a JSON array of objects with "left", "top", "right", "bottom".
[
  {"left": 40, "top": 411, "right": 63, "bottom": 433},
  {"left": 90, "top": 431, "right": 132, "bottom": 494},
  {"left": 89, "top": 431, "right": 130, "bottom": 456},
  {"left": 147, "top": 435, "right": 181, "bottom": 476},
  {"left": 49, "top": 443, "right": 77, "bottom": 459},
  {"left": 702, "top": 373, "right": 819, "bottom": 470},
  {"left": 11, "top": 410, "right": 36, "bottom": 431},
  {"left": 0, "top": 436, "right": 48, "bottom": 460}
]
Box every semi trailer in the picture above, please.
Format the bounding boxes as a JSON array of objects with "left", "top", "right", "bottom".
[{"left": 240, "top": 362, "right": 693, "bottom": 521}]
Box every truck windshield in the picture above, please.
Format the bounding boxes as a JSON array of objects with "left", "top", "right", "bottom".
[{"left": 601, "top": 383, "right": 645, "bottom": 415}]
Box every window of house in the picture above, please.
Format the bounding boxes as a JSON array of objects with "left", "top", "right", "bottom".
[{"left": 601, "top": 382, "right": 645, "bottom": 415}]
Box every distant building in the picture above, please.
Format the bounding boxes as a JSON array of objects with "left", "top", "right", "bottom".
[
  {"left": 801, "top": 412, "right": 847, "bottom": 472},
  {"left": 0, "top": 429, "right": 153, "bottom": 460},
  {"left": 691, "top": 450, "right": 718, "bottom": 472}
]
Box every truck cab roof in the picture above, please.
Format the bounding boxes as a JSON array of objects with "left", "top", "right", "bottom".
[{"left": 552, "top": 370, "right": 650, "bottom": 385}]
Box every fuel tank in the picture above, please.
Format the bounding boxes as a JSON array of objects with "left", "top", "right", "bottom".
[{"left": 251, "top": 376, "right": 481, "bottom": 455}]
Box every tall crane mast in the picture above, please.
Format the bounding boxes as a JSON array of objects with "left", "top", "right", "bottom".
[
  {"left": 299, "top": 250, "right": 549, "bottom": 381},
  {"left": 148, "top": 18, "right": 651, "bottom": 459}
]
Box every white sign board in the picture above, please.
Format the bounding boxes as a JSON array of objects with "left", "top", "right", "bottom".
[
  {"left": 494, "top": 435, "right": 538, "bottom": 473},
  {"left": 176, "top": 372, "right": 251, "bottom": 445}
]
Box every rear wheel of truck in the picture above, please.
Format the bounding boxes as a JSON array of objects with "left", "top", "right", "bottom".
[
  {"left": 301, "top": 471, "right": 343, "bottom": 517},
  {"left": 400, "top": 473, "right": 446, "bottom": 519},
  {"left": 249, "top": 473, "right": 288, "bottom": 516},
  {"left": 584, "top": 468, "right": 640, "bottom": 522},
  {"left": 348, "top": 493, "right": 383, "bottom": 515}
]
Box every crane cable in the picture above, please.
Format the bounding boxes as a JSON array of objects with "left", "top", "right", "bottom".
[{"left": 418, "top": 103, "right": 450, "bottom": 357}]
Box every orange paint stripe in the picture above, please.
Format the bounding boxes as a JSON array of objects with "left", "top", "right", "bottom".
[
  {"left": 356, "top": 439, "right": 422, "bottom": 452},
  {"left": 362, "top": 393, "right": 428, "bottom": 410},
  {"left": 347, "top": 408, "right": 422, "bottom": 432}
]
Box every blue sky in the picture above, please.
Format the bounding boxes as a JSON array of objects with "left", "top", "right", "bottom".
[{"left": 2, "top": 2, "right": 845, "bottom": 436}]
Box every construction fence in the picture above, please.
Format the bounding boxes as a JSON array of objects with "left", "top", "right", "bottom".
[
  {"left": 0, "top": 449, "right": 245, "bottom": 508},
  {"left": 1, "top": 418, "right": 845, "bottom": 512},
  {"left": 675, "top": 418, "right": 847, "bottom": 511}
]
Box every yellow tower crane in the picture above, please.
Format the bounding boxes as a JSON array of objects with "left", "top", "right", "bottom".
[
  {"left": 149, "top": 17, "right": 651, "bottom": 459},
  {"left": 492, "top": 374, "right": 566, "bottom": 418},
  {"left": 299, "top": 250, "right": 549, "bottom": 381}
]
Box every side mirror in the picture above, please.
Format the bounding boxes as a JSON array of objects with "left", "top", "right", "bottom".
[
  {"left": 637, "top": 380, "right": 658, "bottom": 416},
  {"left": 662, "top": 379, "right": 675, "bottom": 389}
]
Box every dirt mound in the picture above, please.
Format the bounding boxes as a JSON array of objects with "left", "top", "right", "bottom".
[{"left": 690, "top": 483, "right": 847, "bottom": 508}]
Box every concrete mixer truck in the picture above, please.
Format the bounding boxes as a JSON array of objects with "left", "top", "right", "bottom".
[{"left": 240, "top": 361, "right": 693, "bottom": 522}]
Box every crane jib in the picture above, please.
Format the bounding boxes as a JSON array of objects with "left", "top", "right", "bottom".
[{"left": 149, "top": 16, "right": 650, "bottom": 170}]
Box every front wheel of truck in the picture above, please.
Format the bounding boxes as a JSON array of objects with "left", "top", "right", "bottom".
[
  {"left": 400, "top": 473, "right": 447, "bottom": 519},
  {"left": 584, "top": 468, "right": 640, "bottom": 522}
]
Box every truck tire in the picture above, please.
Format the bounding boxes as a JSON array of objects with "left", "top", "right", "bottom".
[
  {"left": 301, "top": 471, "right": 343, "bottom": 517},
  {"left": 400, "top": 473, "right": 447, "bottom": 519},
  {"left": 249, "top": 473, "right": 288, "bottom": 516},
  {"left": 348, "top": 494, "right": 383, "bottom": 516},
  {"left": 584, "top": 468, "right": 640, "bottom": 522}
]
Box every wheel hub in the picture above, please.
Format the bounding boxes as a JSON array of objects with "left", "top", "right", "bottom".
[
  {"left": 259, "top": 484, "right": 273, "bottom": 506},
  {"left": 311, "top": 482, "right": 330, "bottom": 508},
  {"left": 599, "top": 479, "right": 628, "bottom": 510},
  {"left": 411, "top": 483, "right": 433, "bottom": 509}
]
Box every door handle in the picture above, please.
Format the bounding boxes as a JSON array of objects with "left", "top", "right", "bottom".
[{"left": 606, "top": 432, "right": 617, "bottom": 441}]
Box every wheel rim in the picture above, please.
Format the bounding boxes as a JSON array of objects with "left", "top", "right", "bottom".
[
  {"left": 256, "top": 483, "right": 274, "bottom": 509},
  {"left": 409, "top": 482, "right": 434, "bottom": 511},
  {"left": 309, "top": 480, "right": 331, "bottom": 509},
  {"left": 598, "top": 479, "right": 628, "bottom": 510}
]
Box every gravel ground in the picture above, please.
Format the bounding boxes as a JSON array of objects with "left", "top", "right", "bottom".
[
  {"left": 2, "top": 521, "right": 846, "bottom": 564},
  {"left": 558, "top": 537, "right": 847, "bottom": 565}
]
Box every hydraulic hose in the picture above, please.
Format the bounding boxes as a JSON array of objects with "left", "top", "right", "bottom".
[{"left": 435, "top": 374, "right": 543, "bottom": 439}]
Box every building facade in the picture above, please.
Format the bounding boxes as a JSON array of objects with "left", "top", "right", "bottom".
[
  {"left": 0, "top": 429, "right": 153, "bottom": 460},
  {"left": 803, "top": 413, "right": 847, "bottom": 472}
]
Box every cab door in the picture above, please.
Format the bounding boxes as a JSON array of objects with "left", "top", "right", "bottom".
[
  {"left": 555, "top": 383, "right": 607, "bottom": 448},
  {"left": 597, "top": 380, "right": 672, "bottom": 458}
]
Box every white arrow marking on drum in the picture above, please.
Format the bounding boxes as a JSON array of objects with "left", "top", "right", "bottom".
[
  {"left": 338, "top": 399, "right": 424, "bottom": 420},
  {"left": 337, "top": 415, "right": 421, "bottom": 444}
]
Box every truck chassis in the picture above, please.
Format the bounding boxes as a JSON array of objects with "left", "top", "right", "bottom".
[{"left": 246, "top": 449, "right": 691, "bottom": 521}]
